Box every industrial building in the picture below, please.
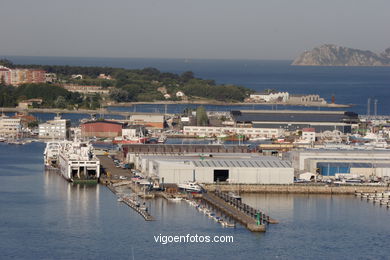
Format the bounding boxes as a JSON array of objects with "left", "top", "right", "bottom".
[
  {"left": 81, "top": 120, "right": 123, "bottom": 138},
  {"left": 128, "top": 114, "right": 165, "bottom": 129},
  {"left": 126, "top": 153, "right": 294, "bottom": 185},
  {"left": 287, "top": 149, "right": 390, "bottom": 178},
  {"left": 231, "top": 110, "right": 359, "bottom": 133},
  {"left": 183, "top": 126, "right": 284, "bottom": 138}
]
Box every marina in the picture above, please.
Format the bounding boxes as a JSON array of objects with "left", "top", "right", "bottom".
[{"left": 354, "top": 191, "right": 390, "bottom": 208}]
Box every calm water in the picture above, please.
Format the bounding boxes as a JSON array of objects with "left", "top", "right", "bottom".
[
  {"left": 5, "top": 56, "right": 390, "bottom": 115},
  {"left": 1, "top": 143, "right": 390, "bottom": 259}
]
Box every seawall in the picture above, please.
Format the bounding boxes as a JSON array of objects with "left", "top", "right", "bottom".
[{"left": 203, "top": 184, "right": 389, "bottom": 194}]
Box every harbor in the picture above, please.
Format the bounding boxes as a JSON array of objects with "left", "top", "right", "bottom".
[{"left": 3, "top": 104, "right": 390, "bottom": 234}]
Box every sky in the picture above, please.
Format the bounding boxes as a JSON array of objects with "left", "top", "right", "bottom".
[{"left": 1, "top": 0, "right": 389, "bottom": 60}]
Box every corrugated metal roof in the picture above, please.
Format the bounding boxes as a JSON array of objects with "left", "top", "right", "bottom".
[
  {"left": 231, "top": 110, "right": 358, "bottom": 123},
  {"left": 317, "top": 162, "right": 373, "bottom": 168},
  {"left": 192, "top": 159, "right": 291, "bottom": 168}
]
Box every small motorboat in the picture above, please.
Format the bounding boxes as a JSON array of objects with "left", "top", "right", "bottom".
[{"left": 178, "top": 182, "right": 202, "bottom": 192}]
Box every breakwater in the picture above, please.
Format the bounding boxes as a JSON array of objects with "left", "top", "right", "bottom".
[{"left": 203, "top": 184, "right": 390, "bottom": 194}]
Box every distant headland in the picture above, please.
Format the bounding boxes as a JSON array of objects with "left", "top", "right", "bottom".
[{"left": 292, "top": 44, "right": 390, "bottom": 66}]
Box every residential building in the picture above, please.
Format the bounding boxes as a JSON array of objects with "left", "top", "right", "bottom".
[
  {"left": 0, "top": 66, "right": 11, "bottom": 84},
  {"left": 0, "top": 66, "right": 45, "bottom": 86},
  {"left": 39, "top": 116, "right": 70, "bottom": 139},
  {"left": 0, "top": 116, "right": 22, "bottom": 137}
]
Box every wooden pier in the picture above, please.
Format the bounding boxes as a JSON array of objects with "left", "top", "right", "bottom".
[
  {"left": 121, "top": 196, "right": 155, "bottom": 221},
  {"left": 201, "top": 191, "right": 277, "bottom": 232},
  {"left": 355, "top": 191, "right": 390, "bottom": 208},
  {"left": 100, "top": 155, "right": 155, "bottom": 221}
]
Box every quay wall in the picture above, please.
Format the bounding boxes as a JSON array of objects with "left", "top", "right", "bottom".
[{"left": 203, "top": 184, "right": 389, "bottom": 194}]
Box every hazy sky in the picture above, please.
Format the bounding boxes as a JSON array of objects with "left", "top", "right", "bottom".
[{"left": 1, "top": 0, "right": 389, "bottom": 59}]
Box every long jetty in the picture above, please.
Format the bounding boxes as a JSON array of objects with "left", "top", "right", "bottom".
[
  {"left": 99, "top": 155, "right": 155, "bottom": 221},
  {"left": 106, "top": 185, "right": 154, "bottom": 221},
  {"left": 201, "top": 190, "right": 277, "bottom": 232}
]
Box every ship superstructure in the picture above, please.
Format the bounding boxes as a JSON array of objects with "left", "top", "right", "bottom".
[
  {"left": 48, "top": 140, "right": 100, "bottom": 183},
  {"left": 43, "top": 141, "right": 61, "bottom": 167}
]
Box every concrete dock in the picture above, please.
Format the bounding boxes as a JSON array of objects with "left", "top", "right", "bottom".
[
  {"left": 99, "top": 155, "right": 155, "bottom": 221},
  {"left": 201, "top": 191, "right": 277, "bottom": 232}
]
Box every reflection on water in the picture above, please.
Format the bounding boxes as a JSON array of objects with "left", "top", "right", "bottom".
[
  {"left": 242, "top": 193, "right": 294, "bottom": 220},
  {"left": 44, "top": 170, "right": 100, "bottom": 229}
]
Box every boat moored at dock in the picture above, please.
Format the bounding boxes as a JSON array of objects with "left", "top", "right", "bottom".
[
  {"left": 46, "top": 140, "right": 101, "bottom": 183},
  {"left": 44, "top": 141, "right": 61, "bottom": 167}
]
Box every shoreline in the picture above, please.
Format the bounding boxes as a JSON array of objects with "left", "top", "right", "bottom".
[
  {"left": 203, "top": 184, "right": 389, "bottom": 194},
  {"left": 107, "top": 101, "right": 352, "bottom": 108}
]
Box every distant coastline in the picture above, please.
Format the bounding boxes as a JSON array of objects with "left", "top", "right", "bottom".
[
  {"left": 108, "top": 100, "right": 352, "bottom": 108},
  {"left": 293, "top": 44, "right": 390, "bottom": 66}
]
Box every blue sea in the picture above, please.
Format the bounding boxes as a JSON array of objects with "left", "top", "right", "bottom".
[{"left": 5, "top": 56, "right": 390, "bottom": 115}]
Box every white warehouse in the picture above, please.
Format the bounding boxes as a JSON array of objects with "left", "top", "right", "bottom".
[
  {"left": 128, "top": 154, "right": 294, "bottom": 184},
  {"left": 183, "top": 126, "right": 284, "bottom": 138}
]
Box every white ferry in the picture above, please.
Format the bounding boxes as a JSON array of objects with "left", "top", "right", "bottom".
[
  {"left": 45, "top": 140, "right": 100, "bottom": 183},
  {"left": 43, "top": 141, "right": 61, "bottom": 167}
]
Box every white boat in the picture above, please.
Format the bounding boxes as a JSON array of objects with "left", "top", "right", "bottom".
[
  {"left": 178, "top": 182, "right": 202, "bottom": 192},
  {"left": 57, "top": 140, "right": 100, "bottom": 183},
  {"left": 44, "top": 141, "right": 61, "bottom": 167},
  {"left": 228, "top": 192, "right": 242, "bottom": 201},
  {"left": 158, "top": 135, "right": 167, "bottom": 143},
  {"left": 168, "top": 197, "right": 182, "bottom": 202},
  {"left": 248, "top": 136, "right": 270, "bottom": 142}
]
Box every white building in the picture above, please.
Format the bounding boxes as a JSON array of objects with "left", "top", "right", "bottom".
[
  {"left": 302, "top": 128, "right": 316, "bottom": 142},
  {"left": 249, "top": 92, "right": 289, "bottom": 102},
  {"left": 128, "top": 154, "right": 294, "bottom": 184},
  {"left": 183, "top": 126, "right": 284, "bottom": 138},
  {"left": 0, "top": 116, "right": 22, "bottom": 137},
  {"left": 176, "top": 91, "right": 185, "bottom": 97},
  {"left": 39, "top": 116, "right": 70, "bottom": 139}
]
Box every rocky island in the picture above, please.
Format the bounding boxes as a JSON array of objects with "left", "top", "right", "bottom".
[{"left": 292, "top": 44, "right": 390, "bottom": 66}]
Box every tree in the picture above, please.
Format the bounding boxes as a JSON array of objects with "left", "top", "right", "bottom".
[
  {"left": 54, "top": 96, "right": 67, "bottom": 108},
  {"left": 181, "top": 71, "right": 194, "bottom": 83},
  {"left": 109, "top": 88, "right": 129, "bottom": 102},
  {"left": 196, "top": 106, "right": 208, "bottom": 126}
]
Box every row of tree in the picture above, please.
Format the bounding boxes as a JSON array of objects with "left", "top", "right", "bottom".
[
  {"left": 0, "top": 83, "right": 101, "bottom": 109},
  {"left": 1, "top": 59, "right": 253, "bottom": 103}
]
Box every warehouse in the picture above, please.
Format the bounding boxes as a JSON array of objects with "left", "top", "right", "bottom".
[
  {"left": 317, "top": 162, "right": 390, "bottom": 178},
  {"left": 127, "top": 153, "right": 294, "bottom": 184},
  {"left": 81, "top": 120, "right": 123, "bottom": 138},
  {"left": 287, "top": 149, "right": 390, "bottom": 178},
  {"left": 128, "top": 114, "right": 165, "bottom": 128},
  {"left": 231, "top": 110, "right": 359, "bottom": 133}
]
